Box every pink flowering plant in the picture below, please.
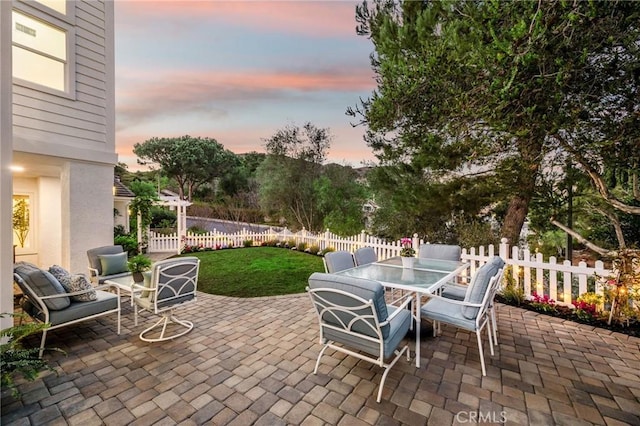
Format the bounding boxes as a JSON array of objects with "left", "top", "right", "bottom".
[
  {"left": 530, "top": 292, "right": 557, "bottom": 313},
  {"left": 400, "top": 237, "right": 415, "bottom": 257}
]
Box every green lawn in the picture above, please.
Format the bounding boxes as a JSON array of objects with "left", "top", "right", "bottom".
[{"left": 177, "top": 247, "right": 325, "bottom": 297}]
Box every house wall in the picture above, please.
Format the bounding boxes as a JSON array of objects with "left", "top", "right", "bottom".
[
  {"left": 62, "top": 162, "right": 113, "bottom": 273},
  {"left": 38, "top": 177, "right": 62, "bottom": 267},
  {"left": 11, "top": 0, "right": 116, "bottom": 274}
]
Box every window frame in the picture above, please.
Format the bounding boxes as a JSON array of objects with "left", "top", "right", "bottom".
[{"left": 12, "top": 1, "right": 76, "bottom": 99}]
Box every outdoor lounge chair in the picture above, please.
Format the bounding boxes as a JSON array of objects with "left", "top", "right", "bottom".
[
  {"left": 131, "top": 257, "right": 199, "bottom": 342},
  {"left": 353, "top": 246, "right": 378, "bottom": 266},
  {"left": 420, "top": 256, "right": 504, "bottom": 376},
  {"left": 87, "top": 245, "right": 132, "bottom": 284},
  {"left": 307, "top": 272, "right": 412, "bottom": 402},
  {"left": 13, "top": 262, "right": 121, "bottom": 357},
  {"left": 323, "top": 250, "right": 355, "bottom": 273}
]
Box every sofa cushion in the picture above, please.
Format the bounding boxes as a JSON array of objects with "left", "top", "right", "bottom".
[
  {"left": 25, "top": 290, "right": 118, "bottom": 326},
  {"left": 99, "top": 252, "right": 129, "bottom": 276},
  {"left": 14, "top": 262, "right": 70, "bottom": 311}
]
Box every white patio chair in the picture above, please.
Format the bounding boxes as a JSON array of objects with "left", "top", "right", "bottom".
[
  {"left": 131, "top": 257, "right": 199, "bottom": 342},
  {"left": 307, "top": 272, "right": 413, "bottom": 402},
  {"left": 323, "top": 250, "right": 355, "bottom": 273},
  {"left": 420, "top": 256, "right": 505, "bottom": 376}
]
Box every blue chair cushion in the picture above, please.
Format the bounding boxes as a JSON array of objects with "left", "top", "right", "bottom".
[
  {"left": 322, "top": 304, "right": 411, "bottom": 359},
  {"left": 462, "top": 256, "right": 505, "bottom": 319},
  {"left": 324, "top": 251, "right": 355, "bottom": 273},
  {"left": 441, "top": 284, "right": 467, "bottom": 300},
  {"left": 14, "top": 262, "right": 70, "bottom": 311},
  {"left": 418, "top": 244, "right": 461, "bottom": 261},
  {"left": 22, "top": 290, "right": 118, "bottom": 326},
  {"left": 309, "top": 272, "right": 388, "bottom": 320},
  {"left": 354, "top": 247, "right": 377, "bottom": 266},
  {"left": 420, "top": 297, "right": 478, "bottom": 332}
]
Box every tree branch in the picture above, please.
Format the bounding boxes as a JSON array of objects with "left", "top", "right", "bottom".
[
  {"left": 565, "top": 144, "right": 640, "bottom": 214},
  {"left": 550, "top": 218, "right": 613, "bottom": 257},
  {"left": 593, "top": 207, "right": 626, "bottom": 249}
]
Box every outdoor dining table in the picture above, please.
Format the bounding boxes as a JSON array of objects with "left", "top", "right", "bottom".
[{"left": 334, "top": 256, "right": 469, "bottom": 368}]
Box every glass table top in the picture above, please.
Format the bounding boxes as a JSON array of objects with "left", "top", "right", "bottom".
[{"left": 335, "top": 257, "right": 467, "bottom": 292}]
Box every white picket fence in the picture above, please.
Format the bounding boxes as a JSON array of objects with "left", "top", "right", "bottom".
[{"left": 148, "top": 228, "right": 613, "bottom": 306}]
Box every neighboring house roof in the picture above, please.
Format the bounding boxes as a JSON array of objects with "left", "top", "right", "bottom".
[{"left": 114, "top": 177, "right": 135, "bottom": 198}]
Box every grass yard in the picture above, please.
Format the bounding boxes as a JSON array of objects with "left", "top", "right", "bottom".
[{"left": 177, "top": 247, "right": 325, "bottom": 297}]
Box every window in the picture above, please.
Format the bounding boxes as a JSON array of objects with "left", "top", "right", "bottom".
[
  {"left": 12, "top": 6, "right": 74, "bottom": 96},
  {"left": 32, "top": 0, "right": 67, "bottom": 15}
]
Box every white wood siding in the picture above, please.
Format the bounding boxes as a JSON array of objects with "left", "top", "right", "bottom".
[{"left": 12, "top": 0, "right": 114, "bottom": 161}]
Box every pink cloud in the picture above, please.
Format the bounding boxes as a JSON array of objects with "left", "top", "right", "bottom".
[
  {"left": 116, "top": 67, "right": 375, "bottom": 127},
  {"left": 116, "top": 0, "right": 361, "bottom": 38}
]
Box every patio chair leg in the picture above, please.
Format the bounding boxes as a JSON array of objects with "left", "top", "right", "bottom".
[
  {"left": 476, "top": 329, "right": 486, "bottom": 376},
  {"left": 490, "top": 306, "right": 498, "bottom": 345},
  {"left": 139, "top": 313, "right": 194, "bottom": 342},
  {"left": 38, "top": 329, "right": 47, "bottom": 358},
  {"left": 377, "top": 345, "right": 408, "bottom": 403},
  {"left": 313, "top": 344, "right": 330, "bottom": 374}
]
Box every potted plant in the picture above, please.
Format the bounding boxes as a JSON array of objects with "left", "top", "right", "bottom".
[
  {"left": 400, "top": 237, "right": 416, "bottom": 268},
  {"left": 128, "top": 254, "right": 152, "bottom": 283}
]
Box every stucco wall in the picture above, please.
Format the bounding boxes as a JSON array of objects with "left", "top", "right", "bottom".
[{"left": 61, "top": 161, "right": 113, "bottom": 273}]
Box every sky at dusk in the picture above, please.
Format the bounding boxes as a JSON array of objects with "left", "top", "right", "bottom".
[{"left": 114, "top": 0, "right": 379, "bottom": 170}]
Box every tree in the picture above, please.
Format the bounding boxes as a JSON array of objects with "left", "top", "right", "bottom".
[
  {"left": 133, "top": 135, "right": 236, "bottom": 201},
  {"left": 349, "top": 0, "right": 639, "bottom": 245},
  {"left": 316, "top": 164, "right": 370, "bottom": 236},
  {"left": 256, "top": 123, "right": 330, "bottom": 231}
]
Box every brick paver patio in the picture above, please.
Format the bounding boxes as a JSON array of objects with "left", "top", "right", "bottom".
[{"left": 2, "top": 292, "right": 640, "bottom": 425}]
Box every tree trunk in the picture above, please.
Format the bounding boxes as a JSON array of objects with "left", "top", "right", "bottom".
[
  {"left": 501, "top": 193, "right": 531, "bottom": 246},
  {"left": 501, "top": 139, "right": 543, "bottom": 245}
]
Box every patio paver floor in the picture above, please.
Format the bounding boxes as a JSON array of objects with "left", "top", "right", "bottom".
[{"left": 2, "top": 292, "right": 640, "bottom": 425}]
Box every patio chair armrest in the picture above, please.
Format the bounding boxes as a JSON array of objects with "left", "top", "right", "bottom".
[
  {"left": 384, "top": 294, "right": 413, "bottom": 323},
  {"left": 39, "top": 283, "right": 121, "bottom": 299},
  {"left": 424, "top": 293, "right": 483, "bottom": 308},
  {"left": 131, "top": 283, "right": 156, "bottom": 293}
]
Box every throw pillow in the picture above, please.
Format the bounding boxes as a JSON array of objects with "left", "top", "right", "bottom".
[
  {"left": 98, "top": 252, "right": 129, "bottom": 276},
  {"left": 49, "top": 265, "right": 72, "bottom": 292},
  {"left": 68, "top": 274, "right": 97, "bottom": 302}
]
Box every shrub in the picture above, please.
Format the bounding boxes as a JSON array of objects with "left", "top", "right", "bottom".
[
  {"left": 296, "top": 242, "right": 307, "bottom": 252},
  {"left": 499, "top": 267, "right": 525, "bottom": 305},
  {"left": 114, "top": 234, "right": 138, "bottom": 256},
  {"left": 187, "top": 225, "right": 208, "bottom": 235},
  {"left": 320, "top": 247, "right": 335, "bottom": 256},
  {"left": 1, "top": 313, "right": 59, "bottom": 397},
  {"left": 243, "top": 239, "right": 253, "bottom": 248},
  {"left": 307, "top": 245, "right": 320, "bottom": 255}
]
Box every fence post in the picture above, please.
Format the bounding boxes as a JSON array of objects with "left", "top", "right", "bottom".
[{"left": 499, "top": 238, "right": 509, "bottom": 260}]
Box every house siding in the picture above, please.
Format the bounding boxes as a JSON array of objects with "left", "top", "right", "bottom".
[{"left": 12, "top": 0, "right": 115, "bottom": 161}]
